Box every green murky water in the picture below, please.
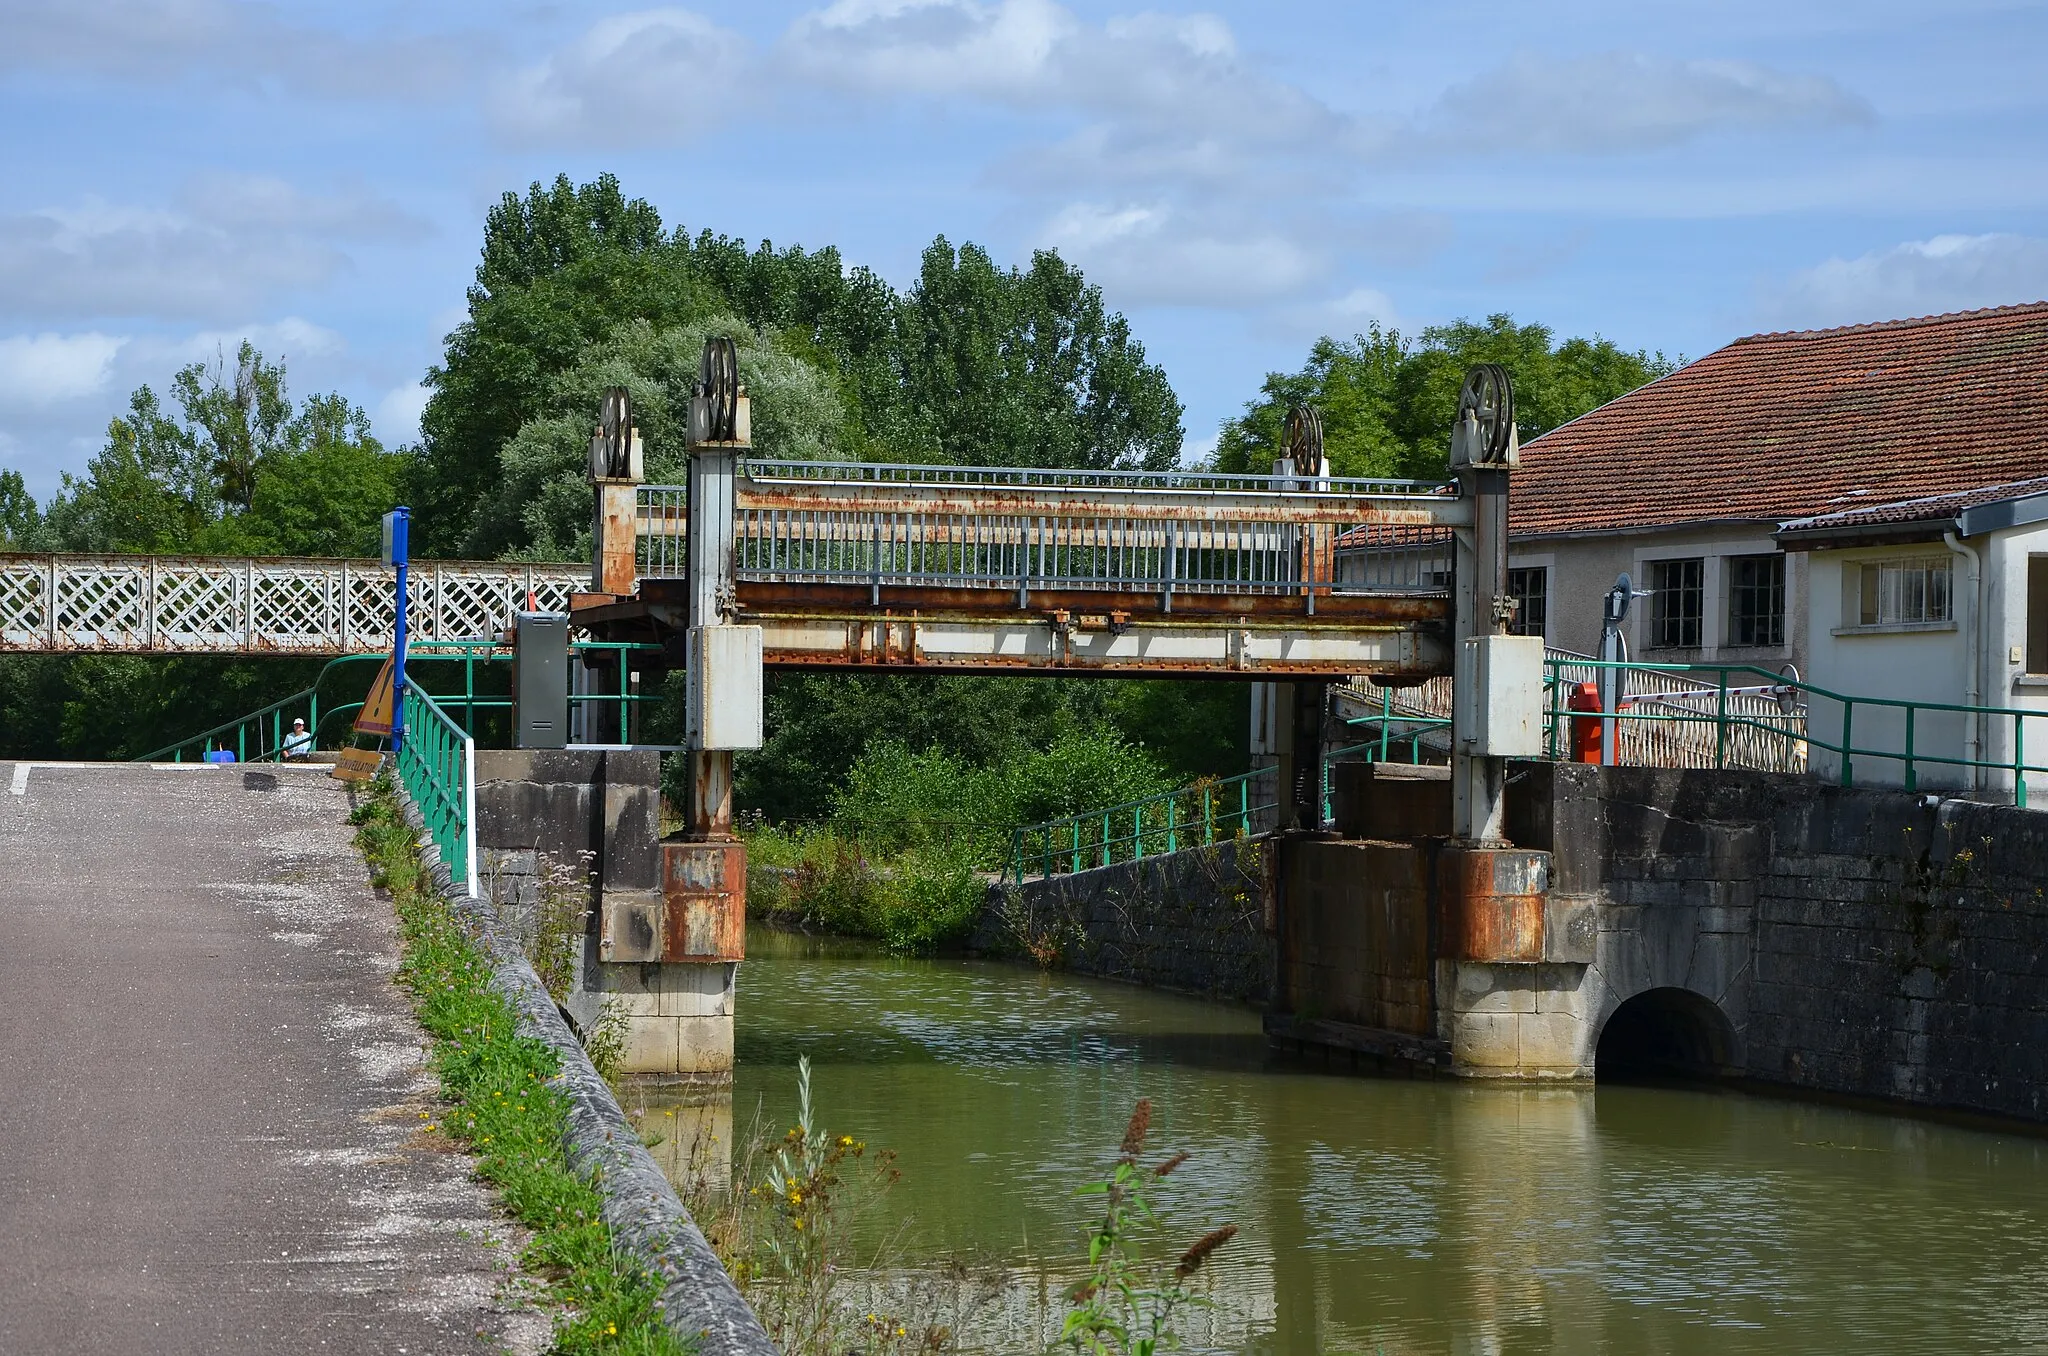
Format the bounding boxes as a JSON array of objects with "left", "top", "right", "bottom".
[{"left": 637, "top": 928, "right": 2048, "bottom": 1354}]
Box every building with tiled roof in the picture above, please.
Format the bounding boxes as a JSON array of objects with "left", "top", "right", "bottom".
[{"left": 1497, "top": 302, "right": 2048, "bottom": 797}]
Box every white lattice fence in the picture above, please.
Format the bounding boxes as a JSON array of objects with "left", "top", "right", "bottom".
[
  {"left": 1338, "top": 650, "right": 1809, "bottom": 773},
  {"left": 0, "top": 554, "right": 589, "bottom": 653}
]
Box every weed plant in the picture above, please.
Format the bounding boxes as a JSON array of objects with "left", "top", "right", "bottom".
[
  {"left": 531, "top": 849, "right": 598, "bottom": 1002},
  {"left": 1056, "top": 1099, "right": 1236, "bottom": 1356},
  {"left": 667, "top": 1057, "right": 957, "bottom": 1354},
  {"left": 350, "top": 779, "right": 695, "bottom": 1355}
]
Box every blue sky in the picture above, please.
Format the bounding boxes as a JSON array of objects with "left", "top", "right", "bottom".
[{"left": 2, "top": 0, "right": 2045, "bottom": 500}]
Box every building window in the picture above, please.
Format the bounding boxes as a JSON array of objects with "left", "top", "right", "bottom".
[
  {"left": 1648, "top": 558, "right": 1704, "bottom": 648},
  {"left": 1727, "top": 553, "right": 1786, "bottom": 648},
  {"left": 2029, "top": 557, "right": 2048, "bottom": 673},
  {"left": 1858, "top": 557, "right": 1951, "bottom": 627},
  {"left": 1507, "top": 566, "right": 1547, "bottom": 638}
]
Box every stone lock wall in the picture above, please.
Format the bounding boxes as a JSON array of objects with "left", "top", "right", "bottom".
[
  {"left": 1527, "top": 762, "right": 2048, "bottom": 1120},
  {"left": 972, "top": 838, "right": 1273, "bottom": 1006},
  {"left": 473, "top": 749, "right": 736, "bottom": 1079}
]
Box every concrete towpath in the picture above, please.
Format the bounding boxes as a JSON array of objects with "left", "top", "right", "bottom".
[{"left": 0, "top": 761, "right": 549, "bottom": 1355}]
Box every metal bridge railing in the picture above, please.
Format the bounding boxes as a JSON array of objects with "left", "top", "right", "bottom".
[
  {"left": 398, "top": 677, "right": 479, "bottom": 898},
  {"left": 1547, "top": 660, "right": 2048, "bottom": 805},
  {"left": 731, "top": 457, "right": 1448, "bottom": 496},
  {"left": 132, "top": 641, "right": 663, "bottom": 763},
  {"left": 636, "top": 461, "right": 1463, "bottom": 599},
  {"left": 0, "top": 554, "right": 588, "bottom": 653},
  {"left": 1008, "top": 740, "right": 1401, "bottom": 884}
]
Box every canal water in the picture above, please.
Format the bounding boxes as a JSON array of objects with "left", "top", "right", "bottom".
[{"left": 636, "top": 928, "right": 2048, "bottom": 1354}]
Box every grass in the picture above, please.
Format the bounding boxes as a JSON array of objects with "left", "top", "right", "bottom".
[{"left": 349, "top": 777, "right": 697, "bottom": 1356}]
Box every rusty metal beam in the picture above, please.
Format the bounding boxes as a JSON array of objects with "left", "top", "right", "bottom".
[{"left": 632, "top": 480, "right": 1470, "bottom": 531}]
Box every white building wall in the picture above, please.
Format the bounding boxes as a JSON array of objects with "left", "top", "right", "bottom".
[
  {"left": 1508, "top": 524, "right": 1805, "bottom": 677},
  {"left": 1976, "top": 523, "right": 2048, "bottom": 804},
  {"left": 1802, "top": 544, "right": 1971, "bottom": 791}
]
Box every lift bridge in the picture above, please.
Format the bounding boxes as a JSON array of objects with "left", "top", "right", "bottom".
[{"left": 0, "top": 458, "right": 1468, "bottom": 680}]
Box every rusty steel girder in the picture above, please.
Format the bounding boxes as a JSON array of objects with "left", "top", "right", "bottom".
[{"left": 572, "top": 578, "right": 1452, "bottom": 679}]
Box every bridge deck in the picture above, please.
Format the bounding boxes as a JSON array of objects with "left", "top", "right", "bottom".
[{"left": 0, "top": 762, "right": 540, "bottom": 1353}]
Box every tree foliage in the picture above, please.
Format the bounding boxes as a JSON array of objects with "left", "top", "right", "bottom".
[
  {"left": 413, "top": 174, "right": 1183, "bottom": 555},
  {"left": 1213, "top": 315, "right": 1676, "bottom": 479}
]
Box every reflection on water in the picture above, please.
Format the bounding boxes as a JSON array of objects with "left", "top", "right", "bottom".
[{"left": 633, "top": 927, "right": 2048, "bottom": 1355}]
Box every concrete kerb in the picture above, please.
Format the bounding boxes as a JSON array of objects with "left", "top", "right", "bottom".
[{"left": 390, "top": 779, "right": 776, "bottom": 1356}]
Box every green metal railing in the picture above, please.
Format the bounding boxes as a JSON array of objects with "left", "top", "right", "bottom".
[
  {"left": 1012, "top": 659, "right": 2048, "bottom": 884},
  {"left": 397, "top": 677, "right": 478, "bottom": 897},
  {"left": 1542, "top": 660, "right": 2048, "bottom": 807},
  {"left": 1008, "top": 740, "right": 1415, "bottom": 884},
  {"left": 133, "top": 641, "right": 663, "bottom": 763}
]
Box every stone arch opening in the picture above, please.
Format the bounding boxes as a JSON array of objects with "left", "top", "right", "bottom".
[{"left": 1595, "top": 987, "right": 1738, "bottom": 1082}]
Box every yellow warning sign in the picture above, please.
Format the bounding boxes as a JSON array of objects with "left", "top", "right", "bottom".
[{"left": 354, "top": 659, "right": 395, "bottom": 737}]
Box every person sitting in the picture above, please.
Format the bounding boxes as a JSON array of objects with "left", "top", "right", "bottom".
[{"left": 282, "top": 718, "right": 315, "bottom": 761}]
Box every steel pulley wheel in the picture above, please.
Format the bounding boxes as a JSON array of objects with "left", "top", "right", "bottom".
[
  {"left": 1283, "top": 405, "right": 1325, "bottom": 477},
  {"left": 598, "top": 386, "right": 631, "bottom": 476},
  {"left": 698, "top": 335, "right": 740, "bottom": 441},
  {"left": 1456, "top": 364, "right": 1515, "bottom": 463}
]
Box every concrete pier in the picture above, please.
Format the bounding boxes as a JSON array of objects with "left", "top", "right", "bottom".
[{"left": 473, "top": 750, "right": 740, "bottom": 1081}]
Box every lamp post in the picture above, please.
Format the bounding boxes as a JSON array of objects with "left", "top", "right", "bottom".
[{"left": 382, "top": 507, "right": 411, "bottom": 754}]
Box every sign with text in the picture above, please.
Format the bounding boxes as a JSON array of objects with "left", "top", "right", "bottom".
[{"left": 328, "top": 747, "right": 383, "bottom": 783}]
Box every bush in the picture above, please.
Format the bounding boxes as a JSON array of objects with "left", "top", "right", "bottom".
[
  {"left": 828, "top": 727, "right": 1173, "bottom": 869},
  {"left": 743, "top": 829, "right": 985, "bottom": 955}
]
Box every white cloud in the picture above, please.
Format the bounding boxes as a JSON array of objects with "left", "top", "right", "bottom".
[
  {"left": 0, "top": 332, "right": 127, "bottom": 406},
  {"left": 0, "top": 179, "right": 415, "bottom": 323},
  {"left": 489, "top": 8, "right": 750, "bottom": 145},
  {"left": 1767, "top": 233, "right": 2048, "bottom": 329},
  {"left": 0, "top": 0, "right": 459, "bottom": 98},
  {"left": 782, "top": 0, "right": 1073, "bottom": 99},
  {"left": 1422, "top": 51, "right": 1872, "bottom": 156},
  {"left": 180, "top": 172, "right": 431, "bottom": 240},
  {"left": 1037, "top": 202, "right": 1328, "bottom": 306},
  {"left": 150, "top": 317, "right": 347, "bottom": 366},
  {"left": 375, "top": 381, "right": 431, "bottom": 448}
]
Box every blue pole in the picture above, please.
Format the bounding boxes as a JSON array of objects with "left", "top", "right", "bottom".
[{"left": 386, "top": 506, "right": 411, "bottom": 755}]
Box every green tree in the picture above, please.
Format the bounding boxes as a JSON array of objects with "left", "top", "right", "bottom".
[
  {"left": 415, "top": 176, "right": 1186, "bottom": 555},
  {"left": 415, "top": 174, "right": 714, "bottom": 552},
  {"left": 44, "top": 346, "right": 397, "bottom": 558},
  {"left": 0, "top": 470, "right": 51, "bottom": 549},
  {"left": 43, "top": 385, "right": 211, "bottom": 552},
  {"left": 898, "top": 239, "right": 1182, "bottom": 470},
  {"left": 1213, "top": 315, "right": 1675, "bottom": 478}
]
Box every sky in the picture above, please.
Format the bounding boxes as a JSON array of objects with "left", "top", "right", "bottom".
[{"left": 2, "top": 0, "right": 2045, "bottom": 501}]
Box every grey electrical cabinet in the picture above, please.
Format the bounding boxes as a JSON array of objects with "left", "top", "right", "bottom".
[{"left": 513, "top": 612, "right": 570, "bottom": 749}]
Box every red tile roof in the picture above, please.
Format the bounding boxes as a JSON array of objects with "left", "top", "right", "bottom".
[
  {"left": 1511, "top": 302, "right": 2048, "bottom": 538},
  {"left": 1778, "top": 474, "right": 2048, "bottom": 536}
]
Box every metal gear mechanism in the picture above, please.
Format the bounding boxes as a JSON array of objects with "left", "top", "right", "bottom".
[
  {"left": 1455, "top": 364, "right": 1516, "bottom": 465},
  {"left": 596, "top": 386, "right": 632, "bottom": 478},
  {"left": 1283, "top": 404, "right": 1325, "bottom": 478},
  {"left": 697, "top": 336, "right": 741, "bottom": 443}
]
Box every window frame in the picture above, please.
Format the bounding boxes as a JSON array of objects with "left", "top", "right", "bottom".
[
  {"left": 1851, "top": 556, "right": 1953, "bottom": 630},
  {"left": 1725, "top": 552, "right": 1786, "bottom": 649},
  {"left": 1506, "top": 565, "right": 1548, "bottom": 639},
  {"left": 1646, "top": 557, "right": 1705, "bottom": 650}
]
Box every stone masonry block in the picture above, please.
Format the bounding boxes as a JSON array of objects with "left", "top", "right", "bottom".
[
  {"left": 1449, "top": 1010, "right": 1522, "bottom": 1071},
  {"left": 1517, "top": 1011, "right": 1592, "bottom": 1073},
  {"left": 617, "top": 1013, "right": 680, "bottom": 1073},
  {"left": 1543, "top": 895, "right": 1597, "bottom": 963},
  {"left": 1450, "top": 963, "right": 1537, "bottom": 1015}
]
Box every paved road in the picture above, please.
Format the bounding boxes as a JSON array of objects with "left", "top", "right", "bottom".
[{"left": 0, "top": 762, "right": 547, "bottom": 1355}]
